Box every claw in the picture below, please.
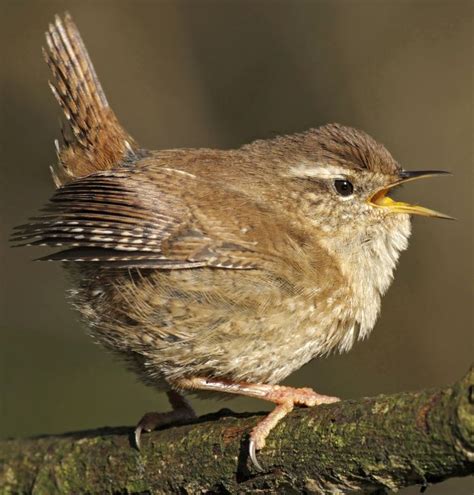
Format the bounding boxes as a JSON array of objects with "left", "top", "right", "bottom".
[
  {"left": 249, "top": 437, "right": 264, "bottom": 471},
  {"left": 134, "top": 415, "right": 157, "bottom": 450},
  {"left": 134, "top": 425, "right": 143, "bottom": 450}
]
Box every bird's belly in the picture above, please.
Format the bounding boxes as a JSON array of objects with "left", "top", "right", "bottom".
[
  {"left": 206, "top": 297, "right": 358, "bottom": 384},
  {"left": 69, "top": 265, "right": 358, "bottom": 387}
]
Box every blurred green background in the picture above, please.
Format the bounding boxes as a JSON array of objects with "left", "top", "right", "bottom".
[{"left": 1, "top": 1, "right": 472, "bottom": 493}]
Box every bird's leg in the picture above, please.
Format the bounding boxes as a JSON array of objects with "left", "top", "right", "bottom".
[
  {"left": 177, "top": 377, "right": 340, "bottom": 470},
  {"left": 134, "top": 390, "right": 197, "bottom": 449}
]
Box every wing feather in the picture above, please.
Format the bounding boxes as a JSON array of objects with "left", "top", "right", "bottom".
[{"left": 12, "top": 168, "right": 261, "bottom": 269}]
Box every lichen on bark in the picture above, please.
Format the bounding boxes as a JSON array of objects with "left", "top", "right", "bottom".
[{"left": 1, "top": 368, "right": 473, "bottom": 494}]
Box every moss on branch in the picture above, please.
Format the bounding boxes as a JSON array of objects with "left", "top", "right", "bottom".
[{"left": 1, "top": 368, "right": 473, "bottom": 494}]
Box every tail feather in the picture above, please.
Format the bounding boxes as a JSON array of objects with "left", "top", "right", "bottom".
[{"left": 44, "top": 13, "right": 137, "bottom": 186}]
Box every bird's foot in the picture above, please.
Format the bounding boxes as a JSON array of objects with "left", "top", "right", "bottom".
[
  {"left": 134, "top": 390, "right": 196, "bottom": 450},
  {"left": 248, "top": 385, "right": 340, "bottom": 470},
  {"left": 175, "top": 377, "right": 339, "bottom": 471}
]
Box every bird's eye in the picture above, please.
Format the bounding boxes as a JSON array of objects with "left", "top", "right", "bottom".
[{"left": 334, "top": 179, "right": 354, "bottom": 197}]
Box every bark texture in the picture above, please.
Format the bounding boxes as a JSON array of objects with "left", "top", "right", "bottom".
[{"left": 1, "top": 368, "right": 473, "bottom": 494}]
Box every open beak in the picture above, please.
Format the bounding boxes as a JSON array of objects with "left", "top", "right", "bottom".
[{"left": 368, "top": 170, "right": 454, "bottom": 219}]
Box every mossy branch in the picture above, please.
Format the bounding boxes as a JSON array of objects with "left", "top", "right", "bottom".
[{"left": 1, "top": 368, "right": 473, "bottom": 494}]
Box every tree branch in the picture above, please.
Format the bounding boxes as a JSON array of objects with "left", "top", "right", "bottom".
[{"left": 1, "top": 368, "right": 473, "bottom": 494}]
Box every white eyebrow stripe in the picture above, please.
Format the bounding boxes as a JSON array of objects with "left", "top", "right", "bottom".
[{"left": 288, "top": 163, "right": 348, "bottom": 179}]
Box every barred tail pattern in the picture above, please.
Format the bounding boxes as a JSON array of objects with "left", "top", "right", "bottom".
[{"left": 44, "top": 13, "right": 137, "bottom": 186}]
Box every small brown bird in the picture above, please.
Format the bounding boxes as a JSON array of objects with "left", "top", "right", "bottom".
[{"left": 13, "top": 14, "right": 451, "bottom": 469}]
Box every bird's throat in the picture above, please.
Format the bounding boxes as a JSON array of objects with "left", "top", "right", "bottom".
[{"left": 320, "top": 216, "right": 412, "bottom": 339}]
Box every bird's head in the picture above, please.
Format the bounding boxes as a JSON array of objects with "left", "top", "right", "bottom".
[{"left": 279, "top": 124, "right": 452, "bottom": 240}]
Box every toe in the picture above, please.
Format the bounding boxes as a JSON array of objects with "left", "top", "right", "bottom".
[
  {"left": 137, "top": 412, "right": 161, "bottom": 431},
  {"left": 134, "top": 412, "right": 162, "bottom": 449}
]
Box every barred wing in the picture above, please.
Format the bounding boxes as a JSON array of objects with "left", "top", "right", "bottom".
[{"left": 12, "top": 167, "right": 262, "bottom": 269}]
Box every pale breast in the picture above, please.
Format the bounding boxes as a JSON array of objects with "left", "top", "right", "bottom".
[{"left": 65, "top": 212, "right": 409, "bottom": 389}]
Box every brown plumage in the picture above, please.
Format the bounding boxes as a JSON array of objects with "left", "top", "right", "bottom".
[
  {"left": 42, "top": 14, "right": 137, "bottom": 184},
  {"left": 12, "top": 13, "right": 450, "bottom": 470}
]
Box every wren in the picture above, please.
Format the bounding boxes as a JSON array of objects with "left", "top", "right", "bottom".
[{"left": 12, "top": 14, "right": 451, "bottom": 470}]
